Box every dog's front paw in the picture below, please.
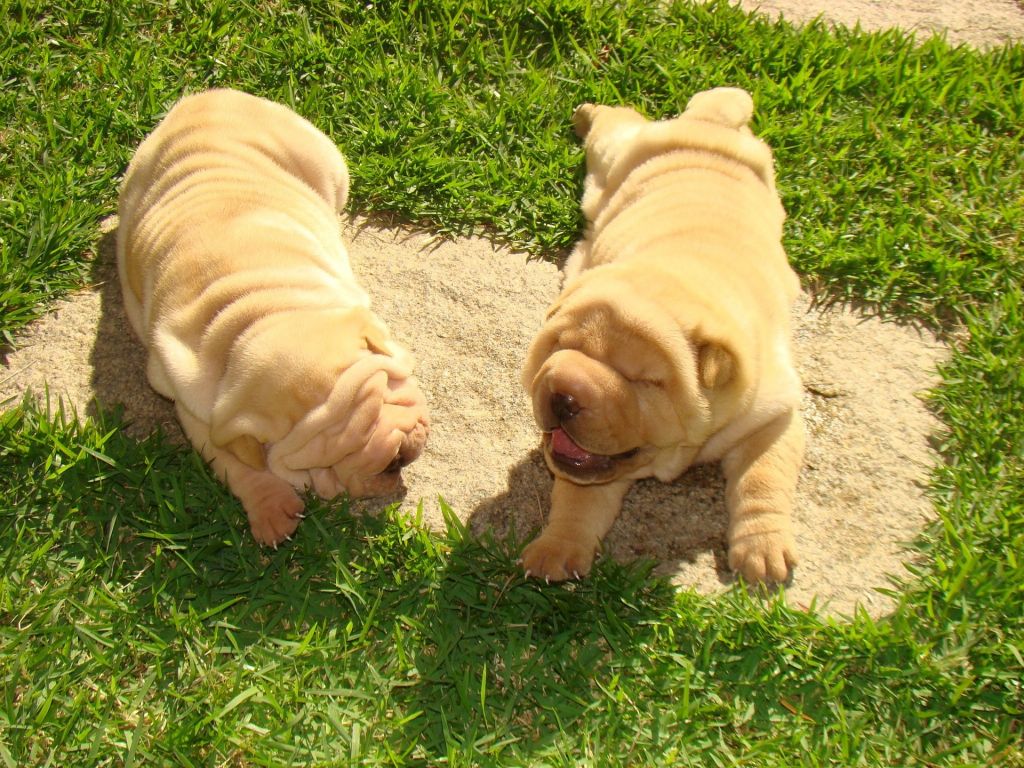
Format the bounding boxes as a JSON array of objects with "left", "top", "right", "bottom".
[
  {"left": 520, "top": 533, "right": 598, "bottom": 582},
  {"left": 241, "top": 475, "right": 305, "bottom": 547},
  {"left": 728, "top": 529, "right": 797, "bottom": 585}
]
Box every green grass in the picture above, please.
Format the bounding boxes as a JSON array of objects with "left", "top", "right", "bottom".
[{"left": 1, "top": 0, "right": 1022, "bottom": 765}]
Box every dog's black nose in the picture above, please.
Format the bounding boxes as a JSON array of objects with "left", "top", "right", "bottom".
[{"left": 551, "top": 392, "right": 580, "bottom": 422}]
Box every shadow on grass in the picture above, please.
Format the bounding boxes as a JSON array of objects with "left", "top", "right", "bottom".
[
  {"left": 390, "top": 517, "right": 682, "bottom": 762},
  {"left": 4, "top": 400, "right": 867, "bottom": 764},
  {"left": 1, "top": 401, "right": 691, "bottom": 761},
  {"left": 15, "top": 400, "right": 971, "bottom": 766}
]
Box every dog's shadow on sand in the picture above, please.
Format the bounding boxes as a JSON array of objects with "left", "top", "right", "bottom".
[
  {"left": 467, "top": 448, "right": 736, "bottom": 588},
  {"left": 87, "top": 224, "right": 180, "bottom": 439}
]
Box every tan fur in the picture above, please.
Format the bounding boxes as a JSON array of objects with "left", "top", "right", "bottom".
[
  {"left": 117, "top": 89, "right": 429, "bottom": 546},
  {"left": 521, "top": 88, "right": 803, "bottom": 584}
]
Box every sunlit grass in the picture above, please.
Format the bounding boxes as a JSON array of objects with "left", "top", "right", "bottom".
[{"left": 1, "top": 1, "right": 1022, "bottom": 765}]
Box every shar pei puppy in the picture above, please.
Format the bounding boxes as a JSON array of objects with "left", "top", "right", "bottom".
[
  {"left": 117, "top": 88, "right": 429, "bottom": 546},
  {"left": 520, "top": 87, "right": 804, "bottom": 585}
]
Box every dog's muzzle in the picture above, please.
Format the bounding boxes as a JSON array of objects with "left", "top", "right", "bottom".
[{"left": 544, "top": 389, "right": 639, "bottom": 478}]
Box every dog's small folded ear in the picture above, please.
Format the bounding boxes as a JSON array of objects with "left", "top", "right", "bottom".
[
  {"left": 696, "top": 341, "right": 735, "bottom": 390},
  {"left": 521, "top": 332, "right": 553, "bottom": 392},
  {"left": 361, "top": 313, "right": 395, "bottom": 357},
  {"left": 210, "top": 380, "right": 288, "bottom": 473},
  {"left": 210, "top": 401, "right": 274, "bottom": 471},
  {"left": 572, "top": 103, "right": 598, "bottom": 139}
]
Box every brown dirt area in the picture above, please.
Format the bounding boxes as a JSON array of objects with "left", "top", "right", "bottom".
[{"left": 3, "top": 2, "right": 1019, "bottom": 617}]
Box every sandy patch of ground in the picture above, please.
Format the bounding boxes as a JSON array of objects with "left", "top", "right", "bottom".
[
  {"left": 1, "top": 215, "right": 947, "bottom": 617},
  {"left": 732, "top": 0, "right": 1024, "bottom": 48}
]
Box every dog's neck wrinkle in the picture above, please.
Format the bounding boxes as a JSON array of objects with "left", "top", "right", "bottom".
[
  {"left": 595, "top": 158, "right": 781, "bottom": 238},
  {"left": 601, "top": 120, "right": 776, "bottom": 193},
  {"left": 635, "top": 150, "right": 765, "bottom": 187}
]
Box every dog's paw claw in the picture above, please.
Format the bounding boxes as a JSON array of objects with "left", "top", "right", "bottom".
[
  {"left": 728, "top": 530, "right": 797, "bottom": 585},
  {"left": 245, "top": 482, "right": 304, "bottom": 548},
  {"left": 520, "top": 534, "right": 597, "bottom": 583}
]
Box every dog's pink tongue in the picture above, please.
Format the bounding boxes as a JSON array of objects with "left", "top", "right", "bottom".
[{"left": 550, "top": 427, "right": 593, "bottom": 461}]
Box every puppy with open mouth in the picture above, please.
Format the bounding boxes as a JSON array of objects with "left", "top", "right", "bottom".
[
  {"left": 521, "top": 87, "right": 804, "bottom": 585},
  {"left": 117, "top": 88, "right": 429, "bottom": 546}
]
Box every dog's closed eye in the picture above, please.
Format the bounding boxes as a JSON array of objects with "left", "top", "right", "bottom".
[
  {"left": 631, "top": 377, "right": 666, "bottom": 388},
  {"left": 618, "top": 369, "right": 666, "bottom": 388}
]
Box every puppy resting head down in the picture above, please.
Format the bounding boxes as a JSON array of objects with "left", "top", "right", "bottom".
[{"left": 117, "top": 89, "right": 428, "bottom": 546}]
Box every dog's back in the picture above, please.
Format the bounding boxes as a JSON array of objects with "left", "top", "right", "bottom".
[
  {"left": 116, "top": 88, "right": 361, "bottom": 402},
  {"left": 117, "top": 89, "right": 352, "bottom": 333},
  {"left": 567, "top": 88, "right": 796, "bottom": 307}
]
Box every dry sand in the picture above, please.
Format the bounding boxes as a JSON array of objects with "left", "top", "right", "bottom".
[
  {"left": 4, "top": 0, "right": 1018, "bottom": 617},
  {"left": 732, "top": 0, "right": 1024, "bottom": 48}
]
